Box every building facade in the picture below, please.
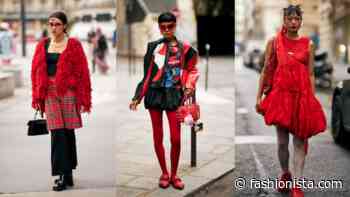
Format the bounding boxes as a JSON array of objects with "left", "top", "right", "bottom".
[
  {"left": 319, "top": 0, "right": 350, "bottom": 63},
  {"left": 0, "top": 0, "right": 115, "bottom": 40},
  {"left": 117, "top": 0, "right": 197, "bottom": 56},
  {"left": 247, "top": 0, "right": 321, "bottom": 48},
  {"left": 260, "top": 0, "right": 288, "bottom": 41},
  {"left": 235, "top": 0, "right": 255, "bottom": 44},
  {"left": 0, "top": 0, "right": 74, "bottom": 39},
  {"left": 319, "top": 0, "right": 335, "bottom": 60},
  {"left": 299, "top": 0, "right": 321, "bottom": 37}
]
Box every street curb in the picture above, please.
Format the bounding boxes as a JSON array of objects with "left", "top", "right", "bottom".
[
  {"left": 184, "top": 168, "right": 234, "bottom": 197},
  {"left": 0, "top": 187, "right": 117, "bottom": 197}
]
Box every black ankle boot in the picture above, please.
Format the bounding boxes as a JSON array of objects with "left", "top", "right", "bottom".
[
  {"left": 54, "top": 174, "right": 74, "bottom": 187},
  {"left": 53, "top": 175, "right": 66, "bottom": 191}
]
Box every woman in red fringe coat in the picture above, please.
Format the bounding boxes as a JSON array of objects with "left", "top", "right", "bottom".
[
  {"left": 31, "top": 11, "right": 91, "bottom": 191},
  {"left": 256, "top": 5, "right": 326, "bottom": 197}
]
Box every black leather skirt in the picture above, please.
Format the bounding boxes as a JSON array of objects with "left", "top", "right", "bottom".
[{"left": 144, "top": 86, "right": 183, "bottom": 111}]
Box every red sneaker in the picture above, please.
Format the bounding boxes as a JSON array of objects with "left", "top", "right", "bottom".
[
  {"left": 277, "top": 171, "right": 292, "bottom": 193},
  {"left": 159, "top": 174, "right": 170, "bottom": 189},
  {"left": 170, "top": 176, "right": 184, "bottom": 190},
  {"left": 290, "top": 187, "right": 304, "bottom": 197}
]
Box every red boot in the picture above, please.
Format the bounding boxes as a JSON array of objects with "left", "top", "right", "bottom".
[
  {"left": 277, "top": 171, "right": 292, "bottom": 193},
  {"left": 170, "top": 176, "right": 184, "bottom": 190},
  {"left": 290, "top": 187, "right": 304, "bottom": 197}
]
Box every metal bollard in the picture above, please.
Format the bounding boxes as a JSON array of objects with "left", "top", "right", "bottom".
[
  {"left": 115, "top": 48, "right": 118, "bottom": 72},
  {"left": 128, "top": 24, "right": 132, "bottom": 76},
  {"left": 191, "top": 124, "right": 197, "bottom": 167},
  {"left": 20, "top": 0, "right": 27, "bottom": 57},
  {"left": 132, "top": 52, "right": 136, "bottom": 75},
  {"left": 205, "top": 43, "right": 210, "bottom": 91},
  {"left": 191, "top": 90, "right": 197, "bottom": 167}
]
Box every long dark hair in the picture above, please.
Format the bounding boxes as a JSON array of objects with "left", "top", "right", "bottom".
[
  {"left": 283, "top": 5, "right": 303, "bottom": 19},
  {"left": 49, "top": 11, "right": 68, "bottom": 33}
]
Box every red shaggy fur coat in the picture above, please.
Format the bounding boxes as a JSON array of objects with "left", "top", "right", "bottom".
[{"left": 31, "top": 37, "right": 92, "bottom": 112}]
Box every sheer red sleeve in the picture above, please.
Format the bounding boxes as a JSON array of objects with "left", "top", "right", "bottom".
[{"left": 262, "top": 39, "right": 277, "bottom": 94}]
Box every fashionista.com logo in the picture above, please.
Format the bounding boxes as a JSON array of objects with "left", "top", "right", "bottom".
[{"left": 234, "top": 177, "right": 343, "bottom": 190}]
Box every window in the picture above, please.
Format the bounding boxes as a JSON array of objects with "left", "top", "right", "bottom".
[
  {"left": 82, "top": 15, "right": 93, "bottom": 22},
  {"left": 95, "top": 13, "right": 112, "bottom": 22}
]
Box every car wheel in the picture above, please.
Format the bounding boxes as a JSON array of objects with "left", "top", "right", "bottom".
[
  {"left": 331, "top": 93, "right": 347, "bottom": 144},
  {"left": 321, "top": 81, "right": 332, "bottom": 89},
  {"left": 324, "top": 77, "right": 333, "bottom": 89}
]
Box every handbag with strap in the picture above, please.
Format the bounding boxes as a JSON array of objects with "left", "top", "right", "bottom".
[
  {"left": 177, "top": 95, "right": 200, "bottom": 123},
  {"left": 27, "top": 110, "right": 49, "bottom": 136}
]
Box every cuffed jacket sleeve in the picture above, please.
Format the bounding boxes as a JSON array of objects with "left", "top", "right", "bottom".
[
  {"left": 182, "top": 46, "right": 199, "bottom": 90},
  {"left": 132, "top": 43, "right": 153, "bottom": 102}
]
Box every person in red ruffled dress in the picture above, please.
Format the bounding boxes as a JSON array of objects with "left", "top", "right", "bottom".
[{"left": 256, "top": 5, "right": 326, "bottom": 197}]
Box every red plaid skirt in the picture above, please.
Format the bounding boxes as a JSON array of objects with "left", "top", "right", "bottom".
[{"left": 45, "top": 78, "right": 82, "bottom": 130}]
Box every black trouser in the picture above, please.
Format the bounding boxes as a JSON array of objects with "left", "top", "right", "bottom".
[{"left": 51, "top": 129, "right": 77, "bottom": 176}]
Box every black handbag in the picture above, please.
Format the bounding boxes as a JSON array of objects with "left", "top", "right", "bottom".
[{"left": 27, "top": 110, "right": 49, "bottom": 136}]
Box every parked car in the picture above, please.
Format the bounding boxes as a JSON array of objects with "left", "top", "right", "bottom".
[
  {"left": 314, "top": 50, "right": 333, "bottom": 89},
  {"left": 243, "top": 49, "right": 263, "bottom": 70},
  {"left": 331, "top": 67, "right": 350, "bottom": 144},
  {"left": 243, "top": 40, "right": 265, "bottom": 71}
]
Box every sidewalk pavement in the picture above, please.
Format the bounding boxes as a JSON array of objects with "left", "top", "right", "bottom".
[
  {"left": 115, "top": 56, "right": 235, "bottom": 196},
  {"left": 0, "top": 188, "right": 116, "bottom": 197},
  {"left": 0, "top": 42, "right": 117, "bottom": 196}
]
